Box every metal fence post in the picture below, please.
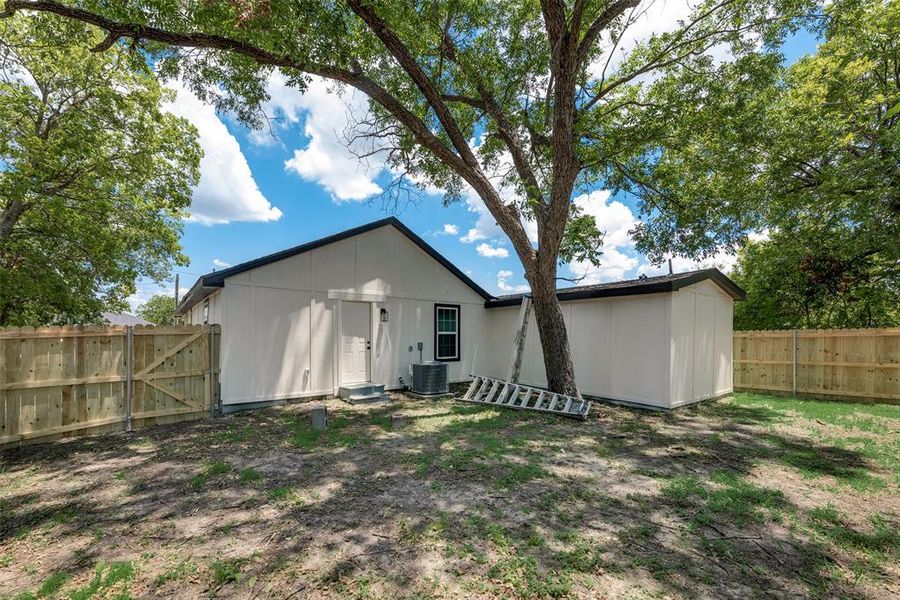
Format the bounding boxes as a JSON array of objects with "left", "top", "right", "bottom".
[
  {"left": 209, "top": 325, "right": 216, "bottom": 418},
  {"left": 791, "top": 329, "right": 797, "bottom": 398},
  {"left": 125, "top": 325, "right": 134, "bottom": 431}
]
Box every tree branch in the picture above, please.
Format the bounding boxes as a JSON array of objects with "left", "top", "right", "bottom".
[
  {"left": 2, "top": 0, "right": 540, "bottom": 266},
  {"left": 539, "top": 0, "right": 567, "bottom": 46},
  {"left": 345, "top": 0, "right": 479, "bottom": 170},
  {"left": 439, "top": 35, "right": 544, "bottom": 206},
  {"left": 0, "top": 2, "right": 477, "bottom": 181},
  {"left": 344, "top": 0, "right": 535, "bottom": 264},
  {"left": 576, "top": 0, "right": 641, "bottom": 66}
]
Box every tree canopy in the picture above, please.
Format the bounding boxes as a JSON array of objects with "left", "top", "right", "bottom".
[
  {"left": 136, "top": 294, "right": 176, "bottom": 325},
  {"left": 633, "top": 0, "right": 898, "bottom": 264},
  {"left": 0, "top": 0, "right": 819, "bottom": 393},
  {"left": 0, "top": 13, "right": 201, "bottom": 326},
  {"left": 634, "top": 0, "right": 899, "bottom": 328},
  {"left": 732, "top": 231, "right": 900, "bottom": 330}
]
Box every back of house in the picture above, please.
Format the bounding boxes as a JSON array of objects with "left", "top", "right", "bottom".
[{"left": 176, "top": 218, "right": 744, "bottom": 411}]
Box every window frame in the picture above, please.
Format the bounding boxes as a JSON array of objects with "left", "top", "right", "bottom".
[{"left": 433, "top": 303, "right": 461, "bottom": 362}]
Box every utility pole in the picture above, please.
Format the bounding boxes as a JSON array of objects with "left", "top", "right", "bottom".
[{"left": 174, "top": 273, "right": 180, "bottom": 325}]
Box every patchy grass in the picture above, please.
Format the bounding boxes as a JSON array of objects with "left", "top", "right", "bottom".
[
  {"left": 1, "top": 392, "right": 897, "bottom": 599},
  {"left": 69, "top": 561, "right": 135, "bottom": 600},
  {"left": 153, "top": 558, "right": 196, "bottom": 587},
  {"left": 32, "top": 571, "right": 69, "bottom": 598},
  {"left": 237, "top": 467, "right": 262, "bottom": 484},
  {"left": 280, "top": 414, "right": 361, "bottom": 450},
  {"left": 807, "top": 504, "right": 900, "bottom": 578},
  {"left": 207, "top": 424, "right": 256, "bottom": 445},
  {"left": 729, "top": 393, "right": 900, "bottom": 432},
  {"left": 190, "top": 459, "right": 232, "bottom": 489},
  {"left": 210, "top": 558, "right": 245, "bottom": 586}
]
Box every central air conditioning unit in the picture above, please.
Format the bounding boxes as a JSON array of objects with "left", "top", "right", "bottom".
[{"left": 410, "top": 361, "right": 449, "bottom": 396}]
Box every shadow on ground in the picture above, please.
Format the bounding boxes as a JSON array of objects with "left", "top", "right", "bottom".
[{"left": 1, "top": 394, "right": 897, "bottom": 599}]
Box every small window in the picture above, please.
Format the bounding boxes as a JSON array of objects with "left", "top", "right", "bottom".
[
  {"left": 203, "top": 299, "right": 209, "bottom": 325},
  {"left": 434, "top": 304, "right": 460, "bottom": 361}
]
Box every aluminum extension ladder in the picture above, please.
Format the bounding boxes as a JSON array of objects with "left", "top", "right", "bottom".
[{"left": 460, "top": 375, "right": 591, "bottom": 419}]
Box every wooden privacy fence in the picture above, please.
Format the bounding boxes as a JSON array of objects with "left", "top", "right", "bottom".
[
  {"left": 733, "top": 328, "right": 900, "bottom": 403},
  {"left": 0, "top": 324, "right": 220, "bottom": 447}
]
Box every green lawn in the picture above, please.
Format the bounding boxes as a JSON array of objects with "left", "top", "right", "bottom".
[{"left": 1, "top": 392, "right": 897, "bottom": 599}]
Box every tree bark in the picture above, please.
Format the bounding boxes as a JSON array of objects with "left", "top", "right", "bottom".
[
  {"left": 0, "top": 199, "right": 27, "bottom": 240},
  {"left": 525, "top": 256, "right": 579, "bottom": 397}
]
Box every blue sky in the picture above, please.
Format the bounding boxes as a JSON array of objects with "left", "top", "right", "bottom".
[{"left": 129, "top": 21, "right": 820, "bottom": 310}]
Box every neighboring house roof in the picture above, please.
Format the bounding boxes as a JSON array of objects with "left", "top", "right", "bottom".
[
  {"left": 174, "top": 218, "right": 745, "bottom": 316},
  {"left": 484, "top": 268, "right": 746, "bottom": 308},
  {"left": 175, "top": 217, "right": 493, "bottom": 315},
  {"left": 102, "top": 312, "right": 152, "bottom": 326}
]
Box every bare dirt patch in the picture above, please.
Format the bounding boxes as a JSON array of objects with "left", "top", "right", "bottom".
[{"left": 1, "top": 392, "right": 898, "bottom": 598}]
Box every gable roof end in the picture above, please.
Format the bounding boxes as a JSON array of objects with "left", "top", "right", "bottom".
[{"left": 175, "top": 217, "right": 492, "bottom": 315}]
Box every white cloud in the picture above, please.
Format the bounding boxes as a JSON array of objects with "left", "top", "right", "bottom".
[
  {"left": 247, "top": 71, "right": 306, "bottom": 147},
  {"left": 497, "top": 270, "right": 530, "bottom": 294},
  {"left": 164, "top": 82, "right": 282, "bottom": 225},
  {"left": 748, "top": 229, "right": 770, "bottom": 243},
  {"left": 458, "top": 143, "right": 523, "bottom": 244},
  {"left": 126, "top": 282, "right": 175, "bottom": 313},
  {"left": 589, "top": 1, "right": 744, "bottom": 88},
  {"left": 282, "top": 76, "right": 385, "bottom": 201},
  {"left": 565, "top": 190, "right": 640, "bottom": 284},
  {"left": 477, "top": 243, "right": 509, "bottom": 258},
  {"left": 571, "top": 246, "right": 640, "bottom": 284},
  {"left": 440, "top": 223, "right": 459, "bottom": 235},
  {"left": 459, "top": 193, "right": 504, "bottom": 243},
  {"left": 591, "top": 1, "right": 693, "bottom": 74},
  {"left": 212, "top": 258, "right": 231, "bottom": 269},
  {"left": 634, "top": 229, "right": 770, "bottom": 277},
  {"left": 638, "top": 252, "right": 739, "bottom": 277}
]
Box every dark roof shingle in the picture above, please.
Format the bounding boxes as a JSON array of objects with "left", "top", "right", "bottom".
[{"left": 484, "top": 268, "right": 745, "bottom": 308}]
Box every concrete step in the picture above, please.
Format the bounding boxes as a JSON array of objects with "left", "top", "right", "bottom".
[
  {"left": 346, "top": 392, "right": 388, "bottom": 405},
  {"left": 339, "top": 383, "right": 385, "bottom": 400}
]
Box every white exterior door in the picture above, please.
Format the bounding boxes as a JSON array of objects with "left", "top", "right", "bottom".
[{"left": 341, "top": 302, "right": 370, "bottom": 384}]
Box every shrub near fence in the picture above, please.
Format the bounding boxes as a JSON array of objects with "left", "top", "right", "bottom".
[
  {"left": 0, "top": 324, "right": 220, "bottom": 447},
  {"left": 733, "top": 328, "right": 900, "bottom": 403}
]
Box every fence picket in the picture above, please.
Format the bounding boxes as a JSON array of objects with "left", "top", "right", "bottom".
[
  {"left": 0, "top": 324, "right": 220, "bottom": 447},
  {"left": 733, "top": 328, "right": 899, "bottom": 403}
]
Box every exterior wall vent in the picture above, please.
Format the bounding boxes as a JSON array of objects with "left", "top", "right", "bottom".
[{"left": 410, "top": 361, "right": 449, "bottom": 396}]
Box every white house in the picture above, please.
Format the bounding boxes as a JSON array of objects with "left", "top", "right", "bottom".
[{"left": 176, "top": 217, "right": 745, "bottom": 410}]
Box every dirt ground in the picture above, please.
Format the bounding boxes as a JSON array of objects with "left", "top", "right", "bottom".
[{"left": 1, "top": 390, "right": 898, "bottom": 599}]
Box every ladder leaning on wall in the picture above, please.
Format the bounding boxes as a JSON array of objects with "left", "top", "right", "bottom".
[{"left": 459, "top": 295, "right": 591, "bottom": 419}]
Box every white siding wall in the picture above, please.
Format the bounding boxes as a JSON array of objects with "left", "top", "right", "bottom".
[
  {"left": 184, "top": 289, "right": 223, "bottom": 325},
  {"left": 484, "top": 282, "right": 735, "bottom": 409},
  {"left": 213, "top": 226, "right": 488, "bottom": 406},
  {"left": 189, "top": 226, "right": 736, "bottom": 410},
  {"left": 669, "top": 280, "right": 734, "bottom": 407},
  {"left": 484, "top": 293, "right": 673, "bottom": 408}
]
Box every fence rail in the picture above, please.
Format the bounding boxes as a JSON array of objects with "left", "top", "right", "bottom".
[
  {"left": 0, "top": 324, "right": 220, "bottom": 447},
  {"left": 733, "top": 328, "right": 900, "bottom": 403}
]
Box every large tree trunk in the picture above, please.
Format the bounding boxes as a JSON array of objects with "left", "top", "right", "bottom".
[
  {"left": 526, "top": 256, "right": 579, "bottom": 397},
  {"left": 0, "top": 199, "right": 27, "bottom": 240}
]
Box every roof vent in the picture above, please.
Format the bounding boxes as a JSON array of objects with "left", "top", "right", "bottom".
[{"left": 638, "top": 274, "right": 648, "bottom": 280}]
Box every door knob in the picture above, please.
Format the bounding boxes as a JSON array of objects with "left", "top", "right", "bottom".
[{"left": 366, "top": 340, "right": 371, "bottom": 350}]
